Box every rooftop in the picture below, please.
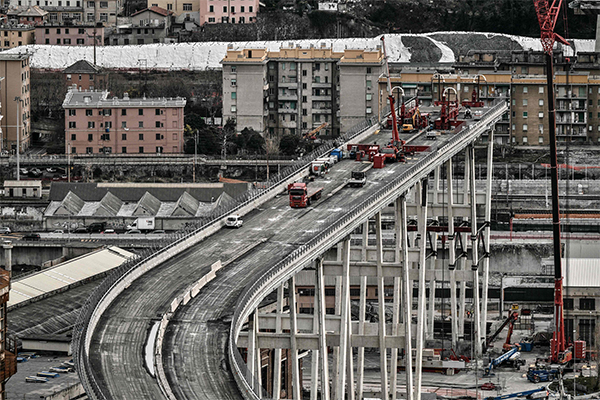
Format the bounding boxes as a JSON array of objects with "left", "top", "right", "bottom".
[
  {"left": 132, "top": 5, "right": 172, "bottom": 17},
  {"left": 63, "top": 59, "right": 102, "bottom": 74},
  {"left": 0, "top": 52, "right": 30, "bottom": 61},
  {"left": 62, "top": 88, "right": 186, "bottom": 108},
  {"left": 7, "top": 5, "right": 48, "bottom": 16}
]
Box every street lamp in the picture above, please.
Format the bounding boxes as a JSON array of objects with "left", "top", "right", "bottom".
[
  {"left": 192, "top": 130, "right": 198, "bottom": 183},
  {"left": 13, "top": 96, "right": 22, "bottom": 181}
]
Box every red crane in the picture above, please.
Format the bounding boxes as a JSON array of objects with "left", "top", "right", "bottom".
[
  {"left": 380, "top": 36, "right": 404, "bottom": 148},
  {"left": 532, "top": 0, "right": 572, "bottom": 365}
]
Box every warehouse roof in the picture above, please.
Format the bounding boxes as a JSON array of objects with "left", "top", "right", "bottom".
[{"left": 9, "top": 246, "right": 135, "bottom": 308}]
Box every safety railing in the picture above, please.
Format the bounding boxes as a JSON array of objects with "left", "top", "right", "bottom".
[
  {"left": 72, "top": 112, "right": 385, "bottom": 399},
  {"left": 228, "top": 99, "right": 508, "bottom": 400}
]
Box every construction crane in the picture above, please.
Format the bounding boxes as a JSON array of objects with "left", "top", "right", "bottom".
[
  {"left": 380, "top": 36, "right": 404, "bottom": 148},
  {"left": 483, "top": 311, "right": 519, "bottom": 353},
  {"left": 532, "top": 0, "right": 573, "bottom": 365},
  {"left": 303, "top": 122, "right": 328, "bottom": 140}
]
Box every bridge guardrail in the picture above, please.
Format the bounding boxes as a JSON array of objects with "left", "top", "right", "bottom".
[
  {"left": 72, "top": 111, "right": 386, "bottom": 399},
  {"left": 228, "top": 99, "right": 508, "bottom": 400}
]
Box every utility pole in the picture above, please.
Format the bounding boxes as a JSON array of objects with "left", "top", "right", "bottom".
[{"left": 193, "top": 130, "right": 197, "bottom": 183}]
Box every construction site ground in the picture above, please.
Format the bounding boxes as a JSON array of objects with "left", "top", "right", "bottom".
[{"left": 302, "top": 326, "right": 598, "bottom": 399}]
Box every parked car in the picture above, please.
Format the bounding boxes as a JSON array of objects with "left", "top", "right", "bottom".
[
  {"left": 52, "top": 229, "right": 64, "bottom": 234},
  {"left": 150, "top": 230, "right": 165, "bottom": 234},
  {"left": 101, "top": 229, "right": 116, "bottom": 234},
  {"left": 46, "top": 167, "right": 56, "bottom": 173},
  {"left": 19, "top": 168, "right": 28, "bottom": 175},
  {"left": 29, "top": 168, "right": 42, "bottom": 177},
  {"left": 73, "top": 227, "right": 88, "bottom": 234},
  {"left": 125, "top": 229, "right": 142, "bottom": 234},
  {"left": 22, "top": 233, "right": 41, "bottom": 241},
  {"left": 0, "top": 227, "right": 11, "bottom": 234}
]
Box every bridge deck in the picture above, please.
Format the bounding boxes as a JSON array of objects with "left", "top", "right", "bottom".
[{"left": 88, "top": 124, "right": 478, "bottom": 399}]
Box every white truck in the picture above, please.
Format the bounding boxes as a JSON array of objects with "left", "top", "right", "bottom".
[
  {"left": 127, "top": 217, "right": 155, "bottom": 232},
  {"left": 225, "top": 214, "right": 243, "bottom": 228},
  {"left": 347, "top": 171, "right": 367, "bottom": 187}
]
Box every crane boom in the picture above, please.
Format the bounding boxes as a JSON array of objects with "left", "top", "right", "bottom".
[
  {"left": 380, "top": 36, "right": 401, "bottom": 146},
  {"left": 533, "top": 0, "right": 570, "bottom": 364}
]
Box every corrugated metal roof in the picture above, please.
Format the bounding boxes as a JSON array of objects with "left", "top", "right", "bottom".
[
  {"left": 171, "top": 192, "right": 199, "bottom": 217},
  {"left": 563, "top": 258, "right": 600, "bottom": 288},
  {"left": 133, "top": 192, "right": 161, "bottom": 216},
  {"left": 8, "top": 246, "right": 135, "bottom": 308},
  {"left": 54, "top": 191, "right": 84, "bottom": 215},
  {"left": 96, "top": 192, "right": 123, "bottom": 216}
]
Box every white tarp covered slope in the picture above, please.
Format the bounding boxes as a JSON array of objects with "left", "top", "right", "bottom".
[{"left": 6, "top": 32, "right": 594, "bottom": 71}]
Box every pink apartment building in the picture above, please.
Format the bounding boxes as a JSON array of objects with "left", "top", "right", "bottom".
[
  {"left": 63, "top": 88, "right": 186, "bottom": 155},
  {"left": 149, "top": 0, "right": 258, "bottom": 25},
  {"left": 35, "top": 24, "right": 104, "bottom": 45}
]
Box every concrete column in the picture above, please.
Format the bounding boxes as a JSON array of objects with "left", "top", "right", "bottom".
[
  {"left": 273, "top": 285, "right": 284, "bottom": 400},
  {"left": 361, "top": 221, "right": 369, "bottom": 261},
  {"left": 316, "top": 259, "right": 330, "bottom": 400},
  {"left": 459, "top": 240, "right": 467, "bottom": 338},
  {"left": 447, "top": 159, "right": 458, "bottom": 349},
  {"left": 356, "top": 275, "right": 367, "bottom": 400},
  {"left": 311, "top": 285, "right": 319, "bottom": 400},
  {"left": 400, "top": 196, "right": 414, "bottom": 400},
  {"left": 375, "top": 212, "right": 389, "bottom": 400},
  {"left": 481, "top": 130, "right": 494, "bottom": 337},
  {"left": 289, "top": 276, "right": 301, "bottom": 400},
  {"left": 468, "top": 145, "right": 482, "bottom": 357},
  {"left": 3, "top": 242, "right": 12, "bottom": 278},
  {"left": 390, "top": 198, "right": 402, "bottom": 400},
  {"left": 427, "top": 233, "right": 437, "bottom": 340},
  {"left": 247, "top": 311, "right": 257, "bottom": 393},
  {"left": 331, "top": 275, "right": 342, "bottom": 399},
  {"left": 336, "top": 239, "right": 351, "bottom": 400},
  {"left": 254, "top": 311, "right": 263, "bottom": 399},
  {"left": 415, "top": 179, "right": 429, "bottom": 400}
]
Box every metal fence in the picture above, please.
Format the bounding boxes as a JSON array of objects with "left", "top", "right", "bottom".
[
  {"left": 228, "top": 100, "right": 508, "bottom": 400},
  {"left": 71, "top": 113, "right": 384, "bottom": 399}
]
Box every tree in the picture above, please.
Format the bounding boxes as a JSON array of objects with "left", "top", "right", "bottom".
[{"left": 280, "top": 134, "right": 300, "bottom": 156}]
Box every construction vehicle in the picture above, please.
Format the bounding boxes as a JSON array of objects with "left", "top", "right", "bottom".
[
  {"left": 330, "top": 148, "right": 344, "bottom": 162},
  {"left": 399, "top": 348, "right": 466, "bottom": 375},
  {"left": 483, "top": 386, "right": 548, "bottom": 400},
  {"left": 288, "top": 182, "right": 323, "bottom": 208},
  {"left": 532, "top": 0, "right": 583, "bottom": 365},
  {"left": 484, "top": 311, "right": 519, "bottom": 352},
  {"left": 461, "top": 75, "right": 486, "bottom": 108},
  {"left": 527, "top": 365, "right": 560, "bottom": 383},
  {"left": 347, "top": 171, "right": 367, "bottom": 188},
  {"left": 303, "top": 122, "right": 327, "bottom": 140},
  {"left": 484, "top": 345, "right": 525, "bottom": 376},
  {"left": 310, "top": 161, "right": 327, "bottom": 176},
  {"left": 434, "top": 92, "right": 462, "bottom": 131}
]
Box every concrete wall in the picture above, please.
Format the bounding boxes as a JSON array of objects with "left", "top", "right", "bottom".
[{"left": 223, "top": 63, "right": 266, "bottom": 134}]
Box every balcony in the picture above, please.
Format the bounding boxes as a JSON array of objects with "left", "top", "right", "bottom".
[
  {"left": 312, "top": 82, "right": 331, "bottom": 88},
  {"left": 277, "top": 107, "right": 297, "bottom": 114},
  {"left": 312, "top": 108, "right": 332, "bottom": 114},
  {"left": 311, "top": 95, "right": 331, "bottom": 101},
  {"left": 278, "top": 94, "right": 298, "bottom": 101}
]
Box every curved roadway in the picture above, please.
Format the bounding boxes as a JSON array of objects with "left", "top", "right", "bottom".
[{"left": 89, "top": 130, "right": 448, "bottom": 399}]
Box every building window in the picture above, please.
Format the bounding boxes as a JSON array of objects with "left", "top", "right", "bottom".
[
  {"left": 580, "top": 298, "right": 596, "bottom": 310},
  {"left": 88, "top": 134, "right": 93, "bottom": 141},
  {"left": 167, "top": 3, "right": 172, "bottom": 9},
  {"left": 122, "top": 147, "right": 127, "bottom": 153},
  {"left": 366, "top": 93, "right": 372, "bottom": 101},
  {"left": 86, "top": 109, "right": 92, "bottom": 116},
  {"left": 87, "top": 13, "right": 94, "bottom": 21},
  {"left": 231, "top": 92, "right": 236, "bottom": 99},
  {"left": 68, "top": 109, "right": 76, "bottom": 116},
  {"left": 88, "top": 121, "right": 95, "bottom": 128},
  {"left": 231, "top": 105, "right": 237, "bottom": 113},
  {"left": 86, "top": 147, "right": 92, "bottom": 153},
  {"left": 366, "top": 107, "right": 372, "bottom": 114},
  {"left": 139, "top": 146, "right": 144, "bottom": 153},
  {"left": 539, "top": 112, "right": 544, "bottom": 118},
  {"left": 208, "top": 17, "right": 215, "bottom": 22},
  {"left": 522, "top": 136, "right": 528, "bottom": 144},
  {"left": 77, "top": 38, "right": 84, "bottom": 44},
  {"left": 539, "top": 87, "right": 544, "bottom": 94},
  {"left": 57, "top": 39, "right": 61, "bottom": 44},
  {"left": 99, "top": 13, "right": 107, "bottom": 21},
  {"left": 523, "top": 124, "right": 528, "bottom": 131},
  {"left": 523, "top": 86, "right": 528, "bottom": 93},
  {"left": 539, "top": 99, "right": 544, "bottom": 107},
  {"left": 139, "top": 109, "right": 144, "bottom": 115},
  {"left": 57, "top": 28, "right": 61, "bottom": 34},
  {"left": 45, "top": 39, "right": 50, "bottom": 44},
  {"left": 64, "top": 38, "right": 71, "bottom": 44},
  {"left": 122, "top": 133, "right": 127, "bottom": 140},
  {"left": 121, "top": 121, "right": 127, "bottom": 128},
  {"left": 523, "top": 99, "right": 528, "bottom": 106},
  {"left": 183, "top": 3, "right": 192, "bottom": 10},
  {"left": 241, "top": 5, "right": 244, "bottom": 12},
  {"left": 138, "top": 121, "right": 143, "bottom": 128},
  {"left": 231, "top": 79, "right": 236, "bottom": 87},
  {"left": 209, "top": 5, "right": 213, "bottom": 12},
  {"left": 69, "top": 121, "right": 76, "bottom": 128},
  {"left": 231, "top": 6, "right": 235, "bottom": 12},
  {"left": 523, "top": 112, "right": 528, "bottom": 118},
  {"left": 366, "top": 80, "right": 372, "bottom": 88},
  {"left": 155, "top": 108, "right": 161, "bottom": 115},
  {"left": 538, "top": 124, "right": 543, "bottom": 133},
  {"left": 155, "top": 121, "right": 162, "bottom": 128},
  {"left": 105, "top": 121, "right": 112, "bottom": 128},
  {"left": 156, "top": 133, "right": 162, "bottom": 140},
  {"left": 249, "top": 6, "right": 253, "bottom": 12},
  {"left": 121, "top": 109, "right": 127, "bottom": 116},
  {"left": 139, "top": 133, "right": 144, "bottom": 140}
]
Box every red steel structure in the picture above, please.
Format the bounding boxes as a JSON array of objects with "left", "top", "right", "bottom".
[{"left": 533, "top": 0, "right": 572, "bottom": 364}]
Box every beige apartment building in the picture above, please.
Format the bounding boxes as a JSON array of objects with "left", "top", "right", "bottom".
[
  {"left": 0, "top": 25, "right": 35, "bottom": 50},
  {"left": 0, "top": 53, "right": 31, "bottom": 154},
  {"left": 221, "top": 44, "right": 383, "bottom": 137},
  {"left": 148, "top": 0, "right": 258, "bottom": 25}
]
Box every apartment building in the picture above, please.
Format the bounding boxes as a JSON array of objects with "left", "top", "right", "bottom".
[
  {"left": 0, "top": 25, "right": 35, "bottom": 50},
  {"left": 0, "top": 268, "right": 16, "bottom": 399},
  {"left": 6, "top": 5, "right": 48, "bottom": 25},
  {"left": 148, "top": 0, "right": 259, "bottom": 25},
  {"left": 35, "top": 23, "right": 104, "bottom": 45},
  {"left": 63, "top": 60, "right": 107, "bottom": 91},
  {"left": 0, "top": 53, "right": 31, "bottom": 154},
  {"left": 63, "top": 89, "right": 186, "bottom": 155},
  {"left": 222, "top": 44, "right": 383, "bottom": 137},
  {"left": 107, "top": 6, "right": 173, "bottom": 45}
]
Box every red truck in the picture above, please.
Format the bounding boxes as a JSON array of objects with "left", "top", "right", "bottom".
[{"left": 288, "top": 182, "right": 323, "bottom": 208}]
